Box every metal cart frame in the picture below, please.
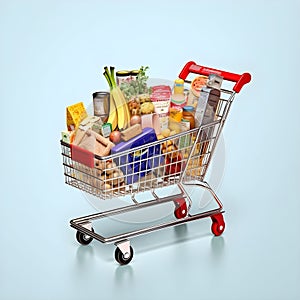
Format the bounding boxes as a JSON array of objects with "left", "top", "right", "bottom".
[{"left": 61, "top": 61, "right": 251, "bottom": 265}]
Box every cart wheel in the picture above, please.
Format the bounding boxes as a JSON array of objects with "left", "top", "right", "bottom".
[
  {"left": 115, "top": 246, "right": 134, "bottom": 265},
  {"left": 174, "top": 198, "right": 188, "bottom": 219},
  {"left": 76, "top": 228, "right": 94, "bottom": 245},
  {"left": 211, "top": 213, "right": 225, "bottom": 236}
]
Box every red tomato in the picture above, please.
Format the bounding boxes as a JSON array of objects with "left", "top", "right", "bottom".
[
  {"left": 165, "top": 153, "right": 183, "bottom": 175},
  {"left": 109, "top": 130, "right": 121, "bottom": 143}
]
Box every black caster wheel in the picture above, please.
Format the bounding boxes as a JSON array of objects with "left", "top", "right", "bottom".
[
  {"left": 115, "top": 246, "right": 134, "bottom": 265},
  {"left": 76, "top": 228, "right": 94, "bottom": 245}
]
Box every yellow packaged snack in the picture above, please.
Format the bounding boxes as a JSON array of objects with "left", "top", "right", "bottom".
[
  {"left": 66, "top": 102, "right": 88, "bottom": 131},
  {"left": 169, "top": 107, "right": 183, "bottom": 122}
]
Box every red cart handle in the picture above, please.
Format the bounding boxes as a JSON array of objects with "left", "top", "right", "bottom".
[{"left": 178, "top": 61, "right": 251, "bottom": 93}]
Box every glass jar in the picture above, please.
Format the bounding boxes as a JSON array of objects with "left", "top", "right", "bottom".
[
  {"left": 116, "top": 70, "right": 131, "bottom": 85},
  {"left": 169, "top": 106, "right": 183, "bottom": 122},
  {"left": 130, "top": 70, "right": 140, "bottom": 80},
  {"left": 92, "top": 91, "right": 109, "bottom": 121},
  {"left": 182, "top": 106, "right": 195, "bottom": 129}
]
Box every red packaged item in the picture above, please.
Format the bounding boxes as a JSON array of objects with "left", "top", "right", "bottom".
[{"left": 150, "top": 85, "right": 172, "bottom": 132}]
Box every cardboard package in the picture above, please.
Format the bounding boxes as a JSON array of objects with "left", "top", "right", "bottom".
[
  {"left": 73, "top": 128, "right": 115, "bottom": 158},
  {"left": 66, "top": 102, "right": 88, "bottom": 131}
]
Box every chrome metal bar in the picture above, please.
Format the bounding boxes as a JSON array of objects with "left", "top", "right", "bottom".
[
  {"left": 70, "top": 179, "right": 224, "bottom": 245},
  {"left": 197, "top": 92, "right": 236, "bottom": 181},
  {"left": 177, "top": 182, "right": 192, "bottom": 211},
  {"left": 130, "top": 193, "right": 139, "bottom": 204},
  {"left": 70, "top": 193, "right": 184, "bottom": 225},
  {"left": 182, "top": 180, "right": 223, "bottom": 209},
  {"left": 71, "top": 207, "right": 223, "bottom": 244},
  {"left": 178, "top": 120, "right": 220, "bottom": 183}
]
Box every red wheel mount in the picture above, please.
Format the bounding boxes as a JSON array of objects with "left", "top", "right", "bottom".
[
  {"left": 173, "top": 198, "right": 188, "bottom": 219},
  {"left": 211, "top": 213, "right": 225, "bottom": 236}
]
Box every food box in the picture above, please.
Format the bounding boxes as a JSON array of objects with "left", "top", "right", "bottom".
[
  {"left": 195, "top": 87, "right": 220, "bottom": 126},
  {"left": 111, "top": 127, "right": 163, "bottom": 184},
  {"left": 66, "top": 102, "right": 88, "bottom": 131},
  {"left": 150, "top": 85, "right": 172, "bottom": 132}
]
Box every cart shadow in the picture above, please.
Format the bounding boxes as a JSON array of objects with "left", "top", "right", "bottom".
[
  {"left": 75, "top": 245, "right": 96, "bottom": 265},
  {"left": 210, "top": 235, "right": 225, "bottom": 260},
  {"left": 111, "top": 234, "right": 225, "bottom": 284},
  {"left": 114, "top": 264, "right": 134, "bottom": 282},
  {"left": 132, "top": 222, "right": 212, "bottom": 254}
]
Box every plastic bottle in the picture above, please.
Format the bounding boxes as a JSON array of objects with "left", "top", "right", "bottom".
[
  {"left": 171, "top": 93, "right": 186, "bottom": 108},
  {"left": 173, "top": 78, "right": 185, "bottom": 95},
  {"left": 182, "top": 106, "right": 195, "bottom": 130}
]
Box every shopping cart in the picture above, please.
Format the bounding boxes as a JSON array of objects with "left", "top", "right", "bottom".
[{"left": 61, "top": 61, "right": 251, "bottom": 265}]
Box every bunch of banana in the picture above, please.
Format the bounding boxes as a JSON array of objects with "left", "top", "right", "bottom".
[
  {"left": 107, "top": 92, "right": 118, "bottom": 130},
  {"left": 104, "top": 67, "right": 131, "bottom": 131}
]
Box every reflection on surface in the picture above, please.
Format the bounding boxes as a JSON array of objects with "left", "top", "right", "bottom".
[
  {"left": 114, "top": 265, "right": 134, "bottom": 283},
  {"left": 75, "top": 245, "right": 95, "bottom": 265},
  {"left": 210, "top": 236, "right": 225, "bottom": 259},
  {"left": 174, "top": 223, "right": 188, "bottom": 237}
]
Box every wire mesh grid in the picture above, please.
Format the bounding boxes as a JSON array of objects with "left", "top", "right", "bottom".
[{"left": 61, "top": 89, "right": 233, "bottom": 200}]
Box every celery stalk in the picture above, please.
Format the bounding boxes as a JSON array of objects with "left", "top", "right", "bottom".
[
  {"left": 103, "top": 71, "right": 112, "bottom": 89},
  {"left": 110, "top": 66, "right": 117, "bottom": 88}
]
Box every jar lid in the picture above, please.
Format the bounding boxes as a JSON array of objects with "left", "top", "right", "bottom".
[
  {"left": 116, "top": 70, "right": 130, "bottom": 76},
  {"left": 130, "top": 70, "right": 140, "bottom": 76},
  {"left": 93, "top": 91, "right": 109, "bottom": 98},
  {"left": 183, "top": 105, "right": 195, "bottom": 112}
]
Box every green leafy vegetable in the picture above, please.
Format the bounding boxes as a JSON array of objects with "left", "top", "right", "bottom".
[{"left": 120, "top": 66, "right": 152, "bottom": 100}]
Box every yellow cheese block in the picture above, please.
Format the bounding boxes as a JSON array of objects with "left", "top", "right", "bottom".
[{"left": 66, "top": 102, "right": 87, "bottom": 131}]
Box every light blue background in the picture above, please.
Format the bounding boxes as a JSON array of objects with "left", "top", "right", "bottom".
[{"left": 1, "top": 0, "right": 299, "bottom": 299}]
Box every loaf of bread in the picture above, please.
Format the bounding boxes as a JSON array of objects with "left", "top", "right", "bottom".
[{"left": 121, "top": 124, "right": 142, "bottom": 141}]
